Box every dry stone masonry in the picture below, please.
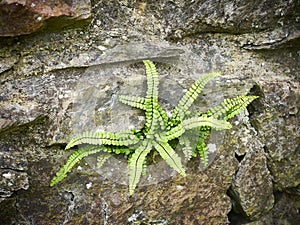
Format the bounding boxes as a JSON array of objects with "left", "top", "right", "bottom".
[{"left": 0, "top": 0, "right": 299, "bottom": 224}]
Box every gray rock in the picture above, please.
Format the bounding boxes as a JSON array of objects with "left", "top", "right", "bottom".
[
  {"left": 0, "top": 0, "right": 299, "bottom": 224},
  {"left": 251, "top": 80, "right": 300, "bottom": 191}
]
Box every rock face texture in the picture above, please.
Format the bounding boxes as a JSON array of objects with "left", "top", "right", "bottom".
[
  {"left": 0, "top": 0, "right": 91, "bottom": 36},
  {"left": 0, "top": 0, "right": 299, "bottom": 224}
]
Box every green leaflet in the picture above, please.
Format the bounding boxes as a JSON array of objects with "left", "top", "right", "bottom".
[
  {"left": 50, "top": 145, "right": 106, "bottom": 186},
  {"left": 172, "top": 72, "right": 220, "bottom": 122},
  {"left": 153, "top": 140, "right": 186, "bottom": 177},
  {"left": 118, "top": 95, "right": 147, "bottom": 110},
  {"left": 65, "top": 130, "right": 139, "bottom": 150},
  {"left": 128, "top": 140, "right": 153, "bottom": 196},
  {"left": 51, "top": 59, "right": 258, "bottom": 196},
  {"left": 143, "top": 60, "right": 159, "bottom": 133},
  {"left": 205, "top": 95, "right": 259, "bottom": 120}
]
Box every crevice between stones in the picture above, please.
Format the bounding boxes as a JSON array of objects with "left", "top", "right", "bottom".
[{"left": 226, "top": 83, "right": 270, "bottom": 224}]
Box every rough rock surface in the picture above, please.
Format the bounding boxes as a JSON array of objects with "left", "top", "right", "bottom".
[
  {"left": 0, "top": 0, "right": 299, "bottom": 224},
  {"left": 0, "top": 0, "right": 91, "bottom": 36},
  {"left": 227, "top": 114, "right": 274, "bottom": 220}
]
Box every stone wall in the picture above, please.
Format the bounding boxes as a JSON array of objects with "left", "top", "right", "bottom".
[{"left": 0, "top": 1, "right": 299, "bottom": 224}]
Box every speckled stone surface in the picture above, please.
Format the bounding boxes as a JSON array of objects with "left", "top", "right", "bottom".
[{"left": 0, "top": 0, "right": 299, "bottom": 224}]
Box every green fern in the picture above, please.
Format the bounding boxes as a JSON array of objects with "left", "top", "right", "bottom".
[
  {"left": 65, "top": 130, "right": 139, "bottom": 150},
  {"left": 50, "top": 145, "right": 106, "bottom": 186},
  {"left": 205, "top": 95, "right": 258, "bottom": 120},
  {"left": 51, "top": 60, "right": 258, "bottom": 195},
  {"left": 171, "top": 72, "right": 220, "bottom": 122}
]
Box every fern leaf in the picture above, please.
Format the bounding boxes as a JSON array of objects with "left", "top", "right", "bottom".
[
  {"left": 65, "top": 130, "right": 139, "bottom": 150},
  {"left": 154, "top": 104, "right": 169, "bottom": 130},
  {"left": 143, "top": 60, "right": 160, "bottom": 132},
  {"left": 128, "top": 140, "right": 153, "bottom": 195},
  {"left": 144, "top": 60, "right": 159, "bottom": 103},
  {"left": 153, "top": 140, "right": 186, "bottom": 177},
  {"left": 172, "top": 72, "right": 220, "bottom": 121},
  {"left": 197, "top": 141, "right": 209, "bottom": 167},
  {"left": 165, "top": 122, "right": 185, "bottom": 140},
  {"left": 179, "top": 130, "right": 199, "bottom": 161},
  {"left": 97, "top": 152, "right": 112, "bottom": 168},
  {"left": 206, "top": 95, "right": 258, "bottom": 121},
  {"left": 119, "top": 95, "right": 169, "bottom": 129},
  {"left": 183, "top": 116, "right": 232, "bottom": 131},
  {"left": 50, "top": 145, "right": 106, "bottom": 186},
  {"left": 118, "top": 95, "right": 147, "bottom": 110}
]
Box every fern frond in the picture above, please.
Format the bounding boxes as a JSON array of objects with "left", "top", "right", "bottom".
[
  {"left": 165, "top": 116, "right": 231, "bottom": 141},
  {"left": 164, "top": 122, "right": 185, "bottom": 140},
  {"left": 118, "top": 95, "right": 147, "bottom": 110},
  {"left": 97, "top": 152, "right": 112, "bottom": 168},
  {"left": 154, "top": 104, "right": 169, "bottom": 130},
  {"left": 206, "top": 95, "right": 258, "bottom": 120},
  {"left": 65, "top": 130, "right": 139, "bottom": 150},
  {"left": 119, "top": 95, "right": 169, "bottom": 129},
  {"left": 172, "top": 72, "right": 220, "bottom": 121},
  {"left": 144, "top": 60, "right": 159, "bottom": 103},
  {"left": 197, "top": 141, "right": 208, "bottom": 167},
  {"left": 183, "top": 116, "right": 232, "bottom": 131},
  {"left": 153, "top": 140, "right": 186, "bottom": 177},
  {"left": 143, "top": 60, "right": 160, "bottom": 132},
  {"left": 128, "top": 140, "right": 153, "bottom": 195},
  {"left": 50, "top": 145, "right": 106, "bottom": 186},
  {"left": 178, "top": 129, "right": 199, "bottom": 161}
]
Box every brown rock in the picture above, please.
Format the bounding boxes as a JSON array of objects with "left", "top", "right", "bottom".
[{"left": 0, "top": 0, "right": 91, "bottom": 36}]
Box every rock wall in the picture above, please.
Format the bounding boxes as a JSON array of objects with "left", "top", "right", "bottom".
[{"left": 0, "top": 1, "right": 299, "bottom": 224}]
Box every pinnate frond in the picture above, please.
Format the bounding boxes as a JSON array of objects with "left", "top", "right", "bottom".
[
  {"left": 206, "top": 95, "right": 258, "bottom": 120},
  {"left": 153, "top": 140, "right": 186, "bottom": 177},
  {"left": 172, "top": 72, "right": 220, "bottom": 121},
  {"left": 128, "top": 140, "right": 153, "bottom": 195},
  {"left": 183, "top": 116, "right": 232, "bottom": 131},
  {"left": 118, "top": 95, "right": 147, "bottom": 110},
  {"left": 50, "top": 145, "right": 106, "bottom": 186},
  {"left": 65, "top": 130, "right": 139, "bottom": 150},
  {"left": 197, "top": 141, "right": 209, "bottom": 167},
  {"left": 178, "top": 129, "right": 200, "bottom": 161},
  {"left": 143, "top": 60, "right": 160, "bottom": 132},
  {"left": 97, "top": 152, "right": 112, "bottom": 168}
]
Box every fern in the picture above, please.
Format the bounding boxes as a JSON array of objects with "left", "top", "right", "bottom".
[
  {"left": 152, "top": 140, "right": 186, "bottom": 177},
  {"left": 51, "top": 60, "right": 257, "bottom": 196},
  {"left": 118, "top": 95, "right": 147, "bottom": 110},
  {"left": 65, "top": 130, "right": 139, "bottom": 150},
  {"left": 205, "top": 95, "right": 259, "bottom": 120},
  {"left": 171, "top": 72, "right": 220, "bottom": 122},
  {"left": 128, "top": 140, "right": 153, "bottom": 195},
  {"left": 97, "top": 152, "right": 112, "bottom": 168},
  {"left": 50, "top": 145, "right": 106, "bottom": 186}
]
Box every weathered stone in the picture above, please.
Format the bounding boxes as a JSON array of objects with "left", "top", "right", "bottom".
[
  {"left": 230, "top": 133, "right": 274, "bottom": 220},
  {"left": 0, "top": 54, "right": 19, "bottom": 74},
  {"left": 244, "top": 192, "right": 300, "bottom": 225},
  {"left": 0, "top": 0, "right": 299, "bottom": 224},
  {"left": 0, "top": 0, "right": 91, "bottom": 36},
  {"left": 225, "top": 112, "right": 274, "bottom": 220},
  {"left": 0, "top": 169, "right": 28, "bottom": 201},
  {"left": 251, "top": 80, "right": 300, "bottom": 191},
  {"left": 147, "top": 0, "right": 300, "bottom": 38}
]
